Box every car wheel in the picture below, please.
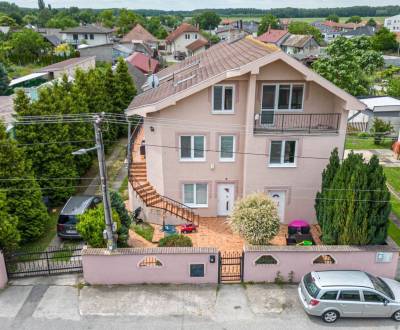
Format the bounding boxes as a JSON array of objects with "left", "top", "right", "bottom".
[
  {"left": 392, "top": 310, "right": 400, "bottom": 321},
  {"left": 322, "top": 310, "right": 339, "bottom": 323}
]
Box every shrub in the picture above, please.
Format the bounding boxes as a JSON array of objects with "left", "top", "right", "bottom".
[
  {"left": 228, "top": 193, "right": 280, "bottom": 245},
  {"left": 371, "top": 118, "right": 393, "bottom": 145},
  {"left": 158, "top": 234, "right": 192, "bottom": 247}
]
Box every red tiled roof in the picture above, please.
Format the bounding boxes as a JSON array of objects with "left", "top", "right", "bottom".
[
  {"left": 126, "top": 52, "right": 159, "bottom": 74},
  {"left": 121, "top": 24, "right": 157, "bottom": 43},
  {"left": 166, "top": 23, "right": 199, "bottom": 43},
  {"left": 186, "top": 39, "right": 208, "bottom": 51},
  {"left": 257, "top": 29, "right": 289, "bottom": 43},
  {"left": 323, "top": 21, "right": 364, "bottom": 30}
]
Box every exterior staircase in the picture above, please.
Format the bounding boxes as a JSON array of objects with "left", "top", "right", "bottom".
[{"left": 128, "top": 122, "right": 200, "bottom": 224}]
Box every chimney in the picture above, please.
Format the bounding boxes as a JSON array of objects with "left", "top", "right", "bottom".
[{"left": 240, "top": 20, "right": 243, "bottom": 30}]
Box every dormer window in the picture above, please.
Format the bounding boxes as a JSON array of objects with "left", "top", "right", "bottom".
[{"left": 212, "top": 85, "right": 235, "bottom": 114}]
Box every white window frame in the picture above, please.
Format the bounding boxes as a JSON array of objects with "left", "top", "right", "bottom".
[
  {"left": 219, "top": 135, "right": 236, "bottom": 162},
  {"left": 182, "top": 183, "right": 208, "bottom": 208},
  {"left": 212, "top": 84, "right": 235, "bottom": 114},
  {"left": 268, "top": 140, "right": 297, "bottom": 168},
  {"left": 261, "top": 83, "right": 305, "bottom": 112},
  {"left": 179, "top": 135, "right": 206, "bottom": 162},
  {"left": 185, "top": 33, "right": 190, "bottom": 39}
]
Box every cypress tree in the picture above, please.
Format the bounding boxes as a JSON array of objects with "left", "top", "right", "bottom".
[
  {"left": 0, "top": 63, "right": 10, "bottom": 96},
  {"left": 0, "top": 120, "right": 50, "bottom": 242},
  {"left": 0, "top": 191, "right": 20, "bottom": 251}
]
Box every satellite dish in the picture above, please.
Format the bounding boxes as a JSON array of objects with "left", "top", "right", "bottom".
[{"left": 147, "top": 74, "right": 160, "bottom": 88}]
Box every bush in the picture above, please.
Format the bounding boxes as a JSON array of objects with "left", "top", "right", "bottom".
[
  {"left": 371, "top": 118, "right": 393, "bottom": 145},
  {"left": 158, "top": 234, "right": 192, "bottom": 247},
  {"left": 77, "top": 205, "right": 120, "bottom": 248},
  {"left": 228, "top": 193, "right": 280, "bottom": 245}
]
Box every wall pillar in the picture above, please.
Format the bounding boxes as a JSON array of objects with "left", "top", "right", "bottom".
[{"left": 0, "top": 251, "right": 8, "bottom": 289}]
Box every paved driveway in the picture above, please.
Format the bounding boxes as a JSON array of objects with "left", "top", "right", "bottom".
[{"left": 1, "top": 274, "right": 400, "bottom": 329}]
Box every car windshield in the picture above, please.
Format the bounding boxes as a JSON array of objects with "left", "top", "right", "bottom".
[
  {"left": 367, "top": 273, "right": 394, "bottom": 300},
  {"left": 58, "top": 215, "right": 77, "bottom": 225},
  {"left": 304, "top": 273, "right": 320, "bottom": 298}
]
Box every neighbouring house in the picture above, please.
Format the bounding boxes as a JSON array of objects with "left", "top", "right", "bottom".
[
  {"left": 242, "top": 21, "right": 260, "bottom": 36},
  {"left": 62, "top": 25, "right": 113, "bottom": 48},
  {"left": 186, "top": 39, "right": 209, "bottom": 56},
  {"left": 9, "top": 56, "right": 96, "bottom": 100},
  {"left": 279, "top": 18, "right": 292, "bottom": 30},
  {"left": 165, "top": 23, "right": 206, "bottom": 56},
  {"left": 349, "top": 96, "right": 400, "bottom": 132},
  {"left": 126, "top": 52, "right": 159, "bottom": 74},
  {"left": 280, "top": 34, "right": 320, "bottom": 55},
  {"left": 385, "top": 14, "right": 400, "bottom": 32},
  {"left": 215, "top": 26, "right": 249, "bottom": 42},
  {"left": 36, "top": 27, "right": 63, "bottom": 40},
  {"left": 311, "top": 21, "right": 342, "bottom": 43},
  {"left": 322, "top": 20, "right": 364, "bottom": 32},
  {"left": 257, "top": 29, "right": 289, "bottom": 47},
  {"left": 126, "top": 36, "right": 364, "bottom": 225},
  {"left": 78, "top": 43, "right": 134, "bottom": 63},
  {"left": 126, "top": 64, "right": 147, "bottom": 93},
  {"left": 341, "top": 25, "right": 376, "bottom": 38},
  {"left": 121, "top": 24, "right": 158, "bottom": 50},
  {"left": 0, "top": 26, "right": 10, "bottom": 34}
]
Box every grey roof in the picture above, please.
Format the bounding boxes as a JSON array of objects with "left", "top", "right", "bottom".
[
  {"left": 113, "top": 44, "right": 134, "bottom": 54},
  {"left": 281, "top": 34, "right": 314, "bottom": 48},
  {"left": 44, "top": 35, "right": 62, "bottom": 46},
  {"left": 127, "top": 63, "right": 147, "bottom": 93},
  {"left": 60, "top": 195, "right": 97, "bottom": 215},
  {"left": 37, "top": 56, "right": 95, "bottom": 73},
  {"left": 62, "top": 25, "right": 113, "bottom": 34},
  {"left": 341, "top": 25, "right": 375, "bottom": 37}
]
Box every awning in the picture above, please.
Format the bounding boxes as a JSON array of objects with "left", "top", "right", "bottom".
[{"left": 9, "top": 72, "right": 49, "bottom": 87}]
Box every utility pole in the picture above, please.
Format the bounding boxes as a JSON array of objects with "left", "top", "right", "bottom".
[{"left": 93, "top": 115, "right": 115, "bottom": 251}]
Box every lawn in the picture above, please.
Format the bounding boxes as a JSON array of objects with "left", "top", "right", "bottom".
[
  {"left": 345, "top": 136, "right": 394, "bottom": 150},
  {"left": 118, "top": 176, "right": 129, "bottom": 201},
  {"left": 384, "top": 168, "right": 400, "bottom": 246},
  {"left": 8, "top": 64, "right": 42, "bottom": 79},
  {"left": 384, "top": 168, "right": 400, "bottom": 192},
  {"left": 132, "top": 223, "right": 154, "bottom": 242},
  {"left": 388, "top": 219, "right": 400, "bottom": 246}
]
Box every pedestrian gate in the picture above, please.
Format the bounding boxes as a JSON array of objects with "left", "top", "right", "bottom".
[{"left": 219, "top": 251, "right": 243, "bottom": 283}]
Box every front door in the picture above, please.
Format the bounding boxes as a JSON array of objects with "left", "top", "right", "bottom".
[
  {"left": 268, "top": 191, "right": 285, "bottom": 222},
  {"left": 217, "top": 184, "right": 235, "bottom": 216}
]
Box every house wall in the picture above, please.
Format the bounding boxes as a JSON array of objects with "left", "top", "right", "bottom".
[
  {"left": 79, "top": 44, "right": 113, "bottom": 63},
  {"left": 243, "top": 245, "right": 399, "bottom": 283},
  {"left": 0, "top": 251, "right": 7, "bottom": 289},
  {"left": 82, "top": 247, "right": 219, "bottom": 284},
  {"left": 169, "top": 33, "right": 206, "bottom": 54},
  {"left": 63, "top": 33, "right": 110, "bottom": 46},
  {"left": 52, "top": 57, "right": 96, "bottom": 79}
]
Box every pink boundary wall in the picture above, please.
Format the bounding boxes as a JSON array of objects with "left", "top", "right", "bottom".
[
  {"left": 0, "top": 251, "right": 7, "bottom": 289},
  {"left": 82, "top": 247, "right": 219, "bottom": 285},
  {"left": 243, "top": 243, "right": 399, "bottom": 283}
]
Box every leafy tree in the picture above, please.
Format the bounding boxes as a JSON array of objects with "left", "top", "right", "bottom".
[
  {"left": 146, "top": 17, "right": 167, "bottom": 39},
  {"left": 326, "top": 14, "right": 339, "bottom": 23},
  {"left": 46, "top": 16, "right": 77, "bottom": 29},
  {"left": 0, "top": 63, "right": 10, "bottom": 96},
  {"left": 288, "top": 21, "right": 323, "bottom": 44},
  {"left": 370, "top": 118, "right": 393, "bottom": 145},
  {"left": 372, "top": 27, "right": 398, "bottom": 51},
  {"left": 116, "top": 9, "right": 144, "bottom": 35},
  {"left": 346, "top": 15, "right": 362, "bottom": 23},
  {"left": 257, "top": 14, "right": 279, "bottom": 36},
  {"left": 77, "top": 204, "right": 120, "bottom": 248},
  {"left": 193, "top": 11, "right": 221, "bottom": 30},
  {"left": 0, "top": 120, "right": 50, "bottom": 242},
  {"left": 228, "top": 193, "right": 280, "bottom": 245},
  {"left": 22, "top": 14, "right": 38, "bottom": 25},
  {"left": 98, "top": 9, "right": 115, "bottom": 28},
  {"left": 0, "top": 14, "right": 16, "bottom": 26},
  {"left": 158, "top": 234, "right": 192, "bottom": 247},
  {"left": 0, "top": 192, "right": 20, "bottom": 251},
  {"left": 388, "top": 77, "right": 400, "bottom": 98},
  {"left": 367, "top": 18, "right": 377, "bottom": 27},
  {"left": 201, "top": 31, "right": 219, "bottom": 44}
]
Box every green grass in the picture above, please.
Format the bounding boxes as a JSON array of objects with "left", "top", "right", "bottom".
[
  {"left": 52, "top": 242, "right": 80, "bottom": 262},
  {"left": 8, "top": 64, "right": 42, "bottom": 79},
  {"left": 132, "top": 223, "right": 154, "bottom": 242},
  {"left": 388, "top": 219, "right": 400, "bottom": 246},
  {"left": 118, "top": 176, "right": 129, "bottom": 201},
  {"left": 384, "top": 168, "right": 400, "bottom": 192},
  {"left": 345, "top": 136, "right": 393, "bottom": 150}
]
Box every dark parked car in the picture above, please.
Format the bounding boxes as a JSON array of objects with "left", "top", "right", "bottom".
[{"left": 57, "top": 195, "right": 101, "bottom": 239}]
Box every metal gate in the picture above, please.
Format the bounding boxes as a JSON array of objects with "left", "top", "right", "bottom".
[
  {"left": 218, "top": 251, "right": 243, "bottom": 283},
  {"left": 4, "top": 246, "right": 83, "bottom": 278}
]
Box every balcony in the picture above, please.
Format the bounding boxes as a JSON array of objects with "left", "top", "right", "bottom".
[{"left": 254, "top": 112, "right": 341, "bottom": 135}]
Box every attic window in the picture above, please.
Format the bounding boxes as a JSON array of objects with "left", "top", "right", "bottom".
[
  {"left": 313, "top": 255, "right": 336, "bottom": 264},
  {"left": 213, "top": 85, "right": 234, "bottom": 113},
  {"left": 138, "top": 256, "right": 163, "bottom": 268},
  {"left": 255, "top": 255, "right": 278, "bottom": 265}
]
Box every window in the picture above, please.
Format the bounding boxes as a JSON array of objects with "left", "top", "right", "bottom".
[
  {"left": 313, "top": 255, "right": 336, "bottom": 264},
  {"left": 261, "top": 84, "right": 304, "bottom": 111},
  {"left": 185, "top": 33, "right": 190, "bottom": 39},
  {"left": 363, "top": 291, "right": 386, "bottom": 303},
  {"left": 320, "top": 291, "right": 338, "bottom": 300},
  {"left": 90, "top": 34, "right": 94, "bottom": 40},
  {"left": 190, "top": 264, "right": 205, "bottom": 277},
  {"left": 219, "top": 135, "right": 235, "bottom": 161},
  {"left": 304, "top": 273, "right": 320, "bottom": 298},
  {"left": 138, "top": 256, "right": 163, "bottom": 268},
  {"left": 73, "top": 34, "right": 78, "bottom": 40},
  {"left": 213, "top": 85, "right": 234, "bottom": 113},
  {"left": 180, "top": 136, "right": 205, "bottom": 161},
  {"left": 255, "top": 255, "right": 278, "bottom": 265},
  {"left": 194, "top": 33, "right": 198, "bottom": 39},
  {"left": 183, "top": 183, "right": 208, "bottom": 207},
  {"left": 269, "top": 140, "right": 296, "bottom": 166},
  {"left": 338, "top": 290, "right": 360, "bottom": 301}
]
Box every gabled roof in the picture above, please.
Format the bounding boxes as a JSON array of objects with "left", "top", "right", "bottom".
[
  {"left": 257, "top": 29, "right": 289, "bottom": 43},
  {"left": 37, "top": 56, "right": 95, "bottom": 73},
  {"left": 281, "top": 34, "right": 314, "bottom": 48},
  {"left": 43, "top": 35, "right": 62, "bottom": 46},
  {"left": 186, "top": 39, "right": 208, "bottom": 51},
  {"left": 166, "top": 23, "right": 199, "bottom": 43},
  {"left": 341, "top": 25, "right": 375, "bottom": 37},
  {"left": 126, "top": 36, "right": 364, "bottom": 116},
  {"left": 121, "top": 24, "right": 157, "bottom": 44},
  {"left": 359, "top": 96, "right": 400, "bottom": 111},
  {"left": 62, "top": 25, "right": 113, "bottom": 34},
  {"left": 126, "top": 52, "right": 159, "bottom": 74}
]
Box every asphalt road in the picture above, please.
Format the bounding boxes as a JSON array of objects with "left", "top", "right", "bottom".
[{"left": 1, "top": 274, "right": 399, "bottom": 330}]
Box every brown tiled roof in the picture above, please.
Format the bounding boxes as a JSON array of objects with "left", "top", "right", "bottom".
[
  {"left": 281, "top": 34, "right": 313, "bottom": 48},
  {"left": 186, "top": 39, "right": 208, "bottom": 51},
  {"left": 82, "top": 246, "right": 218, "bottom": 255},
  {"left": 127, "top": 37, "right": 279, "bottom": 111},
  {"left": 323, "top": 21, "right": 364, "bottom": 30},
  {"left": 166, "top": 23, "right": 199, "bottom": 43},
  {"left": 257, "top": 29, "right": 289, "bottom": 43},
  {"left": 121, "top": 23, "right": 157, "bottom": 43},
  {"left": 37, "top": 56, "right": 95, "bottom": 72}
]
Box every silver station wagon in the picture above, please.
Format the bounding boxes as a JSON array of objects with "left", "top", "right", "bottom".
[{"left": 298, "top": 270, "right": 400, "bottom": 323}]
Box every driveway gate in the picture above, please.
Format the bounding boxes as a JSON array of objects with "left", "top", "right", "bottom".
[
  {"left": 4, "top": 245, "right": 83, "bottom": 278},
  {"left": 218, "top": 251, "right": 243, "bottom": 283}
]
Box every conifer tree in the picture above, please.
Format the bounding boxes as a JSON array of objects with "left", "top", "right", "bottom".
[
  {"left": 0, "top": 192, "right": 20, "bottom": 251},
  {"left": 114, "top": 57, "right": 137, "bottom": 112},
  {"left": 0, "top": 120, "right": 50, "bottom": 242}
]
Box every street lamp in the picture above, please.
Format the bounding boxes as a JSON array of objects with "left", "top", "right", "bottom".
[{"left": 71, "top": 146, "right": 98, "bottom": 156}]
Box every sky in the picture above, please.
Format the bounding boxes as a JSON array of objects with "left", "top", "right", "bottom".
[{"left": 7, "top": 0, "right": 400, "bottom": 10}]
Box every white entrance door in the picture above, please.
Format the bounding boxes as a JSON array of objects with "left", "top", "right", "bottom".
[
  {"left": 217, "top": 184, "right": 235, "bottom": 216},
  {"left": 268, "top": 191, "right": 286, "bottom": 223}
]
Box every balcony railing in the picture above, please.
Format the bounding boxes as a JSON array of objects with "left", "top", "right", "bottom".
[{"left": 254, "top": 112, "right": 341, "bottom": 134}]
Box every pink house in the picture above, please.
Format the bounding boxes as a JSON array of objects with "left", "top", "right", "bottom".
[{"left": 125, "top": 36, "right": 365, "bottom": 225}]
